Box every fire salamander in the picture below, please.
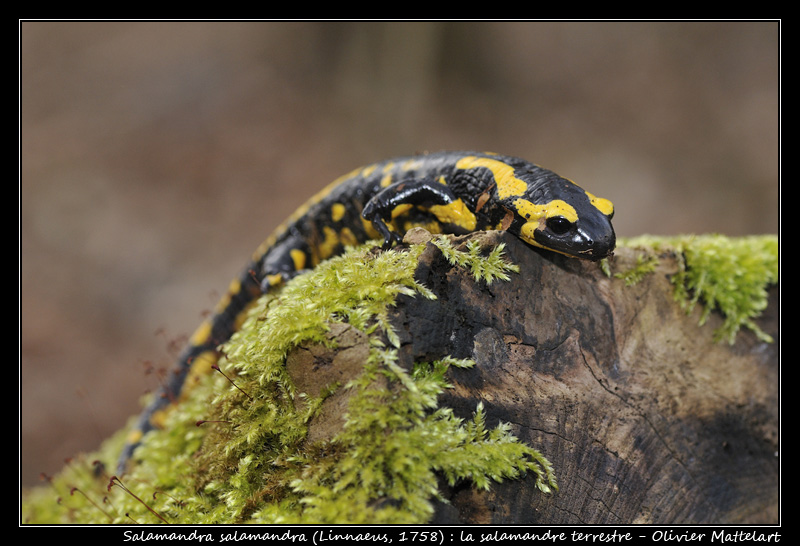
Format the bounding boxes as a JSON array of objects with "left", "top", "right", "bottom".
[{"left": 117, "top": 150, "right": 616, "bottom": 471}]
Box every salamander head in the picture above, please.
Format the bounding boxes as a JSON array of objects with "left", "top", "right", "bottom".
[{"left": 510, "top": 176, "right": 616, "bottom": 261}]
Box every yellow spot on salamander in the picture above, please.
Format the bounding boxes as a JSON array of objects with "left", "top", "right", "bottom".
[
  {"left": 126, "top": 428, "right": 144, "bottom": 445},
  {"left": 234, "top": 302, "right": 257, "bottom": 331},
  {"left": 362, "top": 217, "right": 381, "bottom": 240},
  {"left": 189, "top": 319, "right": 212, "bottom": 346},
  {"left": 186, "top": 350, "right": 218, "bottom": 390},
  {"left": 265, "top": 273, "right": 284, "bottom": 288},
  {"left": 150, "top": 408, "right": 169, "bottom": 429},
  {"left": 587, "top": 192, "right": 614, "bottom": 217},
  {"left": 339, "top": 226, "right": 359, "bottom": 247},
  {"left": 331, "top": 202, "right": 346, "bottom": 222},
  {"left": 403, "top": 219, "right": 443, "bottom": 234},
  {"left": 324, "top": 167, "right": 363, "bottom": 193},
  {"left": 456, "top": 156, "right": 527, "bottom": 199},
  {"left": 401, "top": 159, "right": 423, "bottom": 171},
  {"left": 381, "top": 162, "right": 396, "bottom": 187},
  {"left": 210, "top": 277, "right": 242, "bottom": 314},
  {"left": 290, "top": 248, "right": 307, "bottom": 271},
  {"left": 317, "top": 226, "right": 342, "bottom": 261},
  {"left": 391, "top": 203, "right": 414, "bottom": 218},
  {"left": 514, "top": 198, "right": 578, "bottom": 245},
  {"left": 428, "top": 198, "right": 477, "bottom": 231},
  {"left": 148, "top": 339, "right": 239, "bottom": 432},
  {"left": 151, "top": 350, "right": 219, "bottom": 431},
  {"left": 514, "top": 198, "right": 578, "bottom": 223}
]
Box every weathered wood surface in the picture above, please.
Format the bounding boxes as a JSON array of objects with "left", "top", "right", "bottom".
[{"left": 288, "top": 231, "right": 779, "bottom": 525}]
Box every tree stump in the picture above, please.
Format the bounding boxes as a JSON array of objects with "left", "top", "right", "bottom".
[{"left": 291, "top": 231, "right": 779, "bottom": 525}]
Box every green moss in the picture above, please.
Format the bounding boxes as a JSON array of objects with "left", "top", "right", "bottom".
[
  {"left": 430, "top": 237, "right": 520, "bottom": 283},
  {"left": 613, "top": 253, "right": 659, "bottom": 286},
  {"left": 619, "top": 234, "right": 779, "bottom": 344},
  {"left": 22, "top": 236, "right": 555, "bottom": 524},
  {"left": 23, "top": 232, "right": 779, "bottom": 524},
  {"left": 279, "top": 355, "right": 556, "bottom": 524}
]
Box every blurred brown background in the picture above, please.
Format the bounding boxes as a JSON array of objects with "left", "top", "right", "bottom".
[{"left": 20, "top": 21, "right": 779, "bottom": 487}]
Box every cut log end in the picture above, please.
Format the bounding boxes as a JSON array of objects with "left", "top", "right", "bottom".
[{"left": 289, "top": 231, "right": 779, "bottom": 525}]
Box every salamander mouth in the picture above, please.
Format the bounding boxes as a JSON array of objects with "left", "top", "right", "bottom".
[
  {"left": 530, "top": 225, "right": 616, "bottom": 261},
  {"left": 582, "top": 246, "right": 615, "bottom": 261}
]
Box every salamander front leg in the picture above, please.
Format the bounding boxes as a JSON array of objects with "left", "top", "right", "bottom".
[{"left": 361, "top": 178, "right": 459, "bottom": 250}]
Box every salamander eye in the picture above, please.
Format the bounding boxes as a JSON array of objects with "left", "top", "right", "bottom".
[{"left": 546, "top": 216, "right": 573, "bottom": 235}]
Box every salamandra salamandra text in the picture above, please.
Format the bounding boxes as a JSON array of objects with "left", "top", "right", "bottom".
[{"left": 117, "top": 151, "right": 616, "bottom": 471}]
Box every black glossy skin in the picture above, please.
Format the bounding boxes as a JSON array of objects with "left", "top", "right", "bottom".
[{"left": 117, "top": 151, "right": 615, "bottom": 472}]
